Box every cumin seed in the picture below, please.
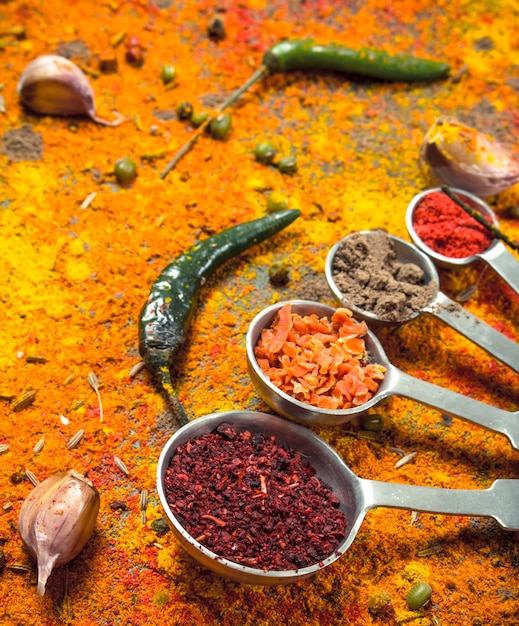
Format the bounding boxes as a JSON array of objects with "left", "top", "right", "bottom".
[
  {"left": 129, "top": 361, "right": 145, "bottom": 378},
  {"left": 33, "top": 436, "right": 45, "bottom": 453},
  {"left": 87, "top": 372, "right": 104, "bottom": 422},
  {"left": 114, "top": 455, "right": 129, "bottom": 475},
  {"left": 25, "top": 355, "right": 48, "bottom": 364},
  {"left": 140, "top": 488, "right": 148, "bottom": 511},
  {"left": 25, "top": 468, "right": 40, "bottom": 486},
  {"left": 80, "top": 191, "right": 97, "bottom": 210},
  {"left": 12, "top": 389, "right": 37, "bottom": 412},
  {"left": 66, "top": 429, "right": 85, "bottom": 450},
  {"left": 7, "top": 563, "right": 34, "bottom": 573},
  {"left": 394, "top": 451, "right": 417, "bottom": 469}
]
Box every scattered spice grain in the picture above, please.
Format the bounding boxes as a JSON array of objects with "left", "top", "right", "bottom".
[
  {"left": 24, "top": 468, "right": 40, "bottom": 487},
  {"left": 87, "top": 372, "right": 104, "bottom": 422},
  {"left": 11, "top": 389, "right": 37, "bottom": 412},
  {"left": 65, "top": 428, "right": 85, "bottom": 450},
  {"left": 114, "top": 456, "right": 129, "bottom": 476}
]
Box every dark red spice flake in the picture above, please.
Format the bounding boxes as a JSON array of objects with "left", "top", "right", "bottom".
[
  {"left": 163, "top": 423, "right": 347, "bottom": 571},
  {"left": 412, "top": 191, "right": 494, "bottom": 258}
]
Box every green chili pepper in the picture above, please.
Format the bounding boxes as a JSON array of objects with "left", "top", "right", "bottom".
[
  {"left": 138, "top": 209, "right": 301, "bottom": 424},
  {"left": 263, "top": 39, "right": 450, "bottom": 81},
  {"left": 160, "top": 39, "right": 450, "bottom": 179}
]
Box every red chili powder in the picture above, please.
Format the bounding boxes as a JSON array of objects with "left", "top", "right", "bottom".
[
  {"left": 163, "top": 423, "right": 347, "bottom": 571},
  {"left": 412, "top": 191, "right": 494, "bottom": 258}
]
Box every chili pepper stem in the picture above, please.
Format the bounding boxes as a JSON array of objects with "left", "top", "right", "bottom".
[
  {"left": 441, "top": 186, "right": 519, "bottom": 252},
  {"left": 160, "top": 65, "right": 269, "bottom": 179},
  {"left": 158, "top": 365, "right": 189, "bottom": 426}
]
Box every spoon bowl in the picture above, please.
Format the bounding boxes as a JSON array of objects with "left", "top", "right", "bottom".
[
  {"left": 405, "top": 187, "right": 519, "bottom": 296},
  {"left": 324, "top": 231, "right": 519, "bottom": 372},
  {"left": 157, "top": 410, "right": 519, "bottom": 585},
  {"left": 246, "top": 300, "right": 519, "bottom": 448}
]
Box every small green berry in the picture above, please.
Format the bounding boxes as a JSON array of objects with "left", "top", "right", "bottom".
[
  {"left": 406, "top": 581, "right": 432, "bottom": 610},
  {"left": 360, "top": 413, "right": 384, "bottom": 432},
  {"left": 160, "top": 64, "right": 176, "bottom": 85},
  {"left": 191, "top": 111, "right": 209, "bottom": 128},
  {"left": 266, "top": 193, "right": 289, "bottom": 213},
  {"left": 254, "top": 141, "right": 277, "bottom": 164},
  {"left": 177, "top": 102, "right": 194, "bottom": 120},
  {"left": 209, "top": 113, "right": 232, "bottom": 140},
  {"left": 114, "top": 157, "right": 137, "bottom": 184},
  {"left": 276, "top": 155, "right": 298, "bottom": 174}
]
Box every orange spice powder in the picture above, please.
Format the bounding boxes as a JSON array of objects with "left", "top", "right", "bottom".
[{"left": 0, "top": 1, "right": 518, "bottom": 624}]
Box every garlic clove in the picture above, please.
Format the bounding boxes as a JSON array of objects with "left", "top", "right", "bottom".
[
  {"left": 420, "top": 117, "right": 519, "bottom": 197},
  {"left": 17, "top": 55, "right": 124, "bottom": 126},
  {"left": 18, "top": 469, "right": 100, "bottom": 595}
]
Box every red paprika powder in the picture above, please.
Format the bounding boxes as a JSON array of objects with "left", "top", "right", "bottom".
[{"left": 412, "top": 191, "right": 494, "bottom": 258}]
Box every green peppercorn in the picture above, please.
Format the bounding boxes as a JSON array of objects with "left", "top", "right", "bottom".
[
  {"left": 276, "top": 155, "right": 298, "bottom": 174},
  {"left": 360, "top": 413, "right": 384, "bottom": 432},
  {"left": 266, "top": 193, "right": 289, "bottom": 213},
  {"left": 254, "top": 141, "right": 277, "bottom": 164},
  {"left": 150, "top": 518, "right": 170, "bottom": 537},
  {"left": 114, "top": 157, "right": 137, "bottom": 184},
  {"left": 191, "top": 111, "right": 209, "bottom": 128},
  {"left": 209, "top": 113, "right": 232, "bottom": 140},
  {"left": 406, "top": 581, "right": 432, "bottom": 610},
  {"left": 177, "top": 102, "right": 194, "bottom": 120},
  {"left": 161, "top": 64, "right": 176, "bottom": 85}
]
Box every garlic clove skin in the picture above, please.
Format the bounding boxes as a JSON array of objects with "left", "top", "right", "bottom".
[
  {"left": 17, "top": 55, "right": 124, "bottom": 126},
  {"left": 18, "top": 469, "right": 100, "bottom": 595},
  {"left": 420, "top": 117, "right": 519, "bottom": 197}
]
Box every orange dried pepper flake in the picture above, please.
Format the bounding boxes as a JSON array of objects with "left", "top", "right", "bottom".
[{"left": 255, "top": 303, "right": 386, "bottom": 410}]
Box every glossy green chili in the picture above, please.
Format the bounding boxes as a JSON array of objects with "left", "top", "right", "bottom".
[
  {"left": 138, "top": 209, "right": 301, "bottom": 424},
  {"left": 263, "top": 39, "right": 450, "bottom": 81}
]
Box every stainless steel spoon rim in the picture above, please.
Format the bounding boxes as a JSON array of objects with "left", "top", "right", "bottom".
[
  {"left": 246, "top": 299, "right": 385, "bottom": 421},
  {"left": 157, "top": 410, "right": 519, "bottom": 586},
  {"left": 324, "top": 229, "right": 439, "bottom": 326},
  {"left": 405, "top": 186, "right": 503, "bottom": 267}
]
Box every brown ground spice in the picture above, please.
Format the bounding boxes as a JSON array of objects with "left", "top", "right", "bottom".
[{"left": 331, "top": 230, "right": 437, "bottom": 321}]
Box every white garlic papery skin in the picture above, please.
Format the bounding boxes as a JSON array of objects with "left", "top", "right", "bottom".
[
  {"left": 18, "top": 469, "right": 100, "bottom": 595},
  {"left": 420, "top": 117, "right": 519, "bottom": 197},
  {"left": 17, "top": 55, "right": 123, "bottom": 126}
]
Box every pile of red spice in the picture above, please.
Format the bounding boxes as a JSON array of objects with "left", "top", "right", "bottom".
[
  {"left": 412, "top": 191, "right": 494, "bottom": 258},
  {"left": 163, "top": 423, "right": 347, "bottom": 571}
]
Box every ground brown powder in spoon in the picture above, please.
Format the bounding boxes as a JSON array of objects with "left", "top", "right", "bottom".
[{"left": 331, "top": 230, "right": 437, "bottom": 322}]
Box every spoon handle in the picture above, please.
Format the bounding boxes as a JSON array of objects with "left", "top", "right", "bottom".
[
  {"left": 387, "top": 367, "right": 519, "bottom": 450},
  {"left": 361, "top": 477, "right": 519, "bottom": 530},
  {"left": 424, "top": 291, "right": 519, "bottom": 372},
  {"left": 480, "top": 243, "right": 519, "bottom": 296}
]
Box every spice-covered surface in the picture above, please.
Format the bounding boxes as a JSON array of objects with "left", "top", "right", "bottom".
[{"left": 1, "top": 1, "right": 519, "bottom": 624}]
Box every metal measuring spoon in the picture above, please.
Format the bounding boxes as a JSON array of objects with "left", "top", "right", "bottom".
[
  {"left": 324, "top": 231, "right": 519, "bottom": 373},
  {"left": 246, "top": 300, "right": 519, "bottom": 449},
  {"left": 157, "top": 410, "right": 519, "bottom": 586},
  {"left": 406, "top": 187, "right": 519, "bottom": 296}
]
